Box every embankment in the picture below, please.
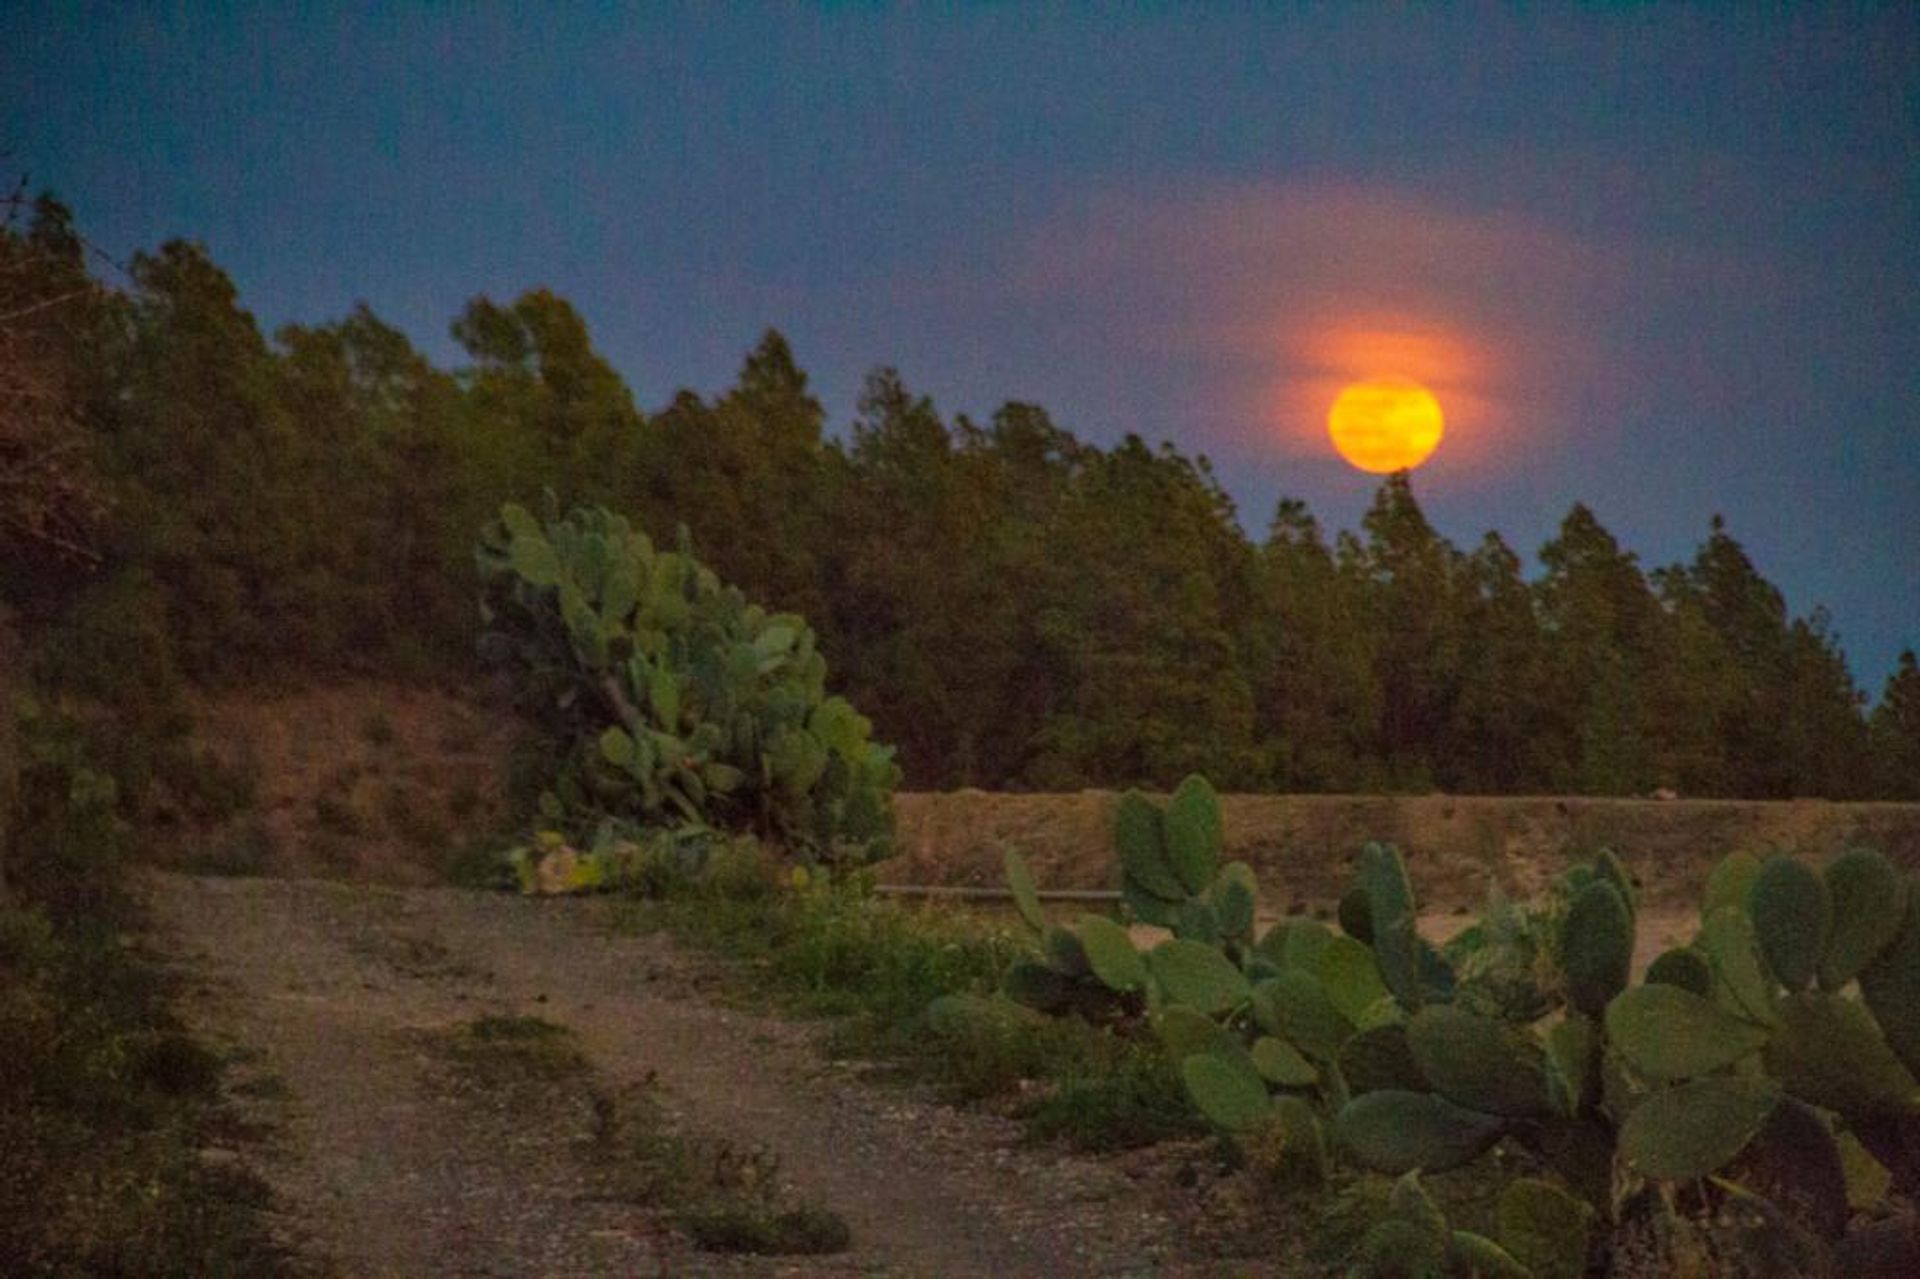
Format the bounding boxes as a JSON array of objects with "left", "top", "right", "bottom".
[{"left": 889, "top": 791, "right": 1920, "bottom": 913}]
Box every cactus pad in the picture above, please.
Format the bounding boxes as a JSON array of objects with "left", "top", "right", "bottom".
[
  {"left": 1406, "top": 1005, "right": 1556, "bottom": 1118},
  {"left": 1644, "top": 947, "right": 1714, "bottom": 997},
  {"left": 1698, "top": 906, "right": 1781, "bottom": 1026},
  {"left": 1704, "top": 850, "right": 1763, "bottom": 918},
  {"left": 1147, "top": 939, "right": 1250, "bottom": 1015},
  {"left": 1764, "top": 991, "right": 1920, "bottom": 1119},
  {"left": 1338, "top": 885, "right": 1374, "bottom": 943},
  {"left": 1860, "top": 885, "right": 1920, "bottom": 1077},
  {"left": 1360, "top": 842, "right": 1425, "bottom": 1010},
  {"left": 1820, "top": 848, "right": 1906, "bottom": 990},
  {"left": 1449, "top": 1231, "right": 1531, "bottom": 1278},
  {"left": 1251, "top": 1035, "right": 1319, "bottom": 1087},
  {"left": 1209, "top": 861, "right": 1258, "bottom": 941},
  {"left": 1750, "top": 855, "right": 1832, "bottom": 992},
  {"left": 1318, "top": 933, "right": 1391, "bottom": 1023},
  {"left": 1495, "top": 1178, "right": 1594, "bottom": 1279},
  {"left": 1074, "top": 914, "right": 1148, "bottom": 993},
  {"left": 1339, "top": 1022, "right": 1429, "bottom": 1097},
  {"left": 1114, "top": 790, "right": 1184, "bottom": 900},
  {"left": 1619, "top": 1076, "right": 1780, "bottom": 1180},
  {"left": 1562, "top": 880, "right": 1634, "bottom": 1017},
  {"left": 1163, "top": 774, "right": 1222, "bottom": 895},
  {"left": 1254, "top": 969, "right": 1355, "bottom": 1062},
  {"left": 1181, "top": 1052, "right": 1272, "bottom": 1132},
  {"left": 1604, "top": 983, "right": 1770, "bottom": 1081},
  {"left": 1334, "top": 1089, "right": 1507, "bottom": 1174},
  {"left": 1003, "top": 848, "right": 1046, "bottom": 932}
]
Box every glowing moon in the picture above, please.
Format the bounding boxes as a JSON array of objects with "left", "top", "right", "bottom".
[{"left": 1327, "top": 380, "right": 1445, "bottom": 473}]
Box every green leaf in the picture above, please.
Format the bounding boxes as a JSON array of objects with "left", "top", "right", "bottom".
[
  {"left": 1164, "top": 774, "right": 1222, "bottom": 895},
  {"left": 648, "top": 665, "right": 680, "bottom": 729},
  {"left": 510, "top": 532, "right": 562, "bottom": 588},
  {"left": 1318, "top": 934, "right": 1390, "bottom": 1022},
  {"left": 1449, "top": 1231, "right": 1531, "bottom": 1278},
  {"left": 1861, "top": 884, "right": 1920, "bottom": 1078},
  {"left": 1252, "top": 970, "right": 1355, "bottom": 1062},
  {"left": 1359, "top": 842, "right": 1424, "bottom": 1010},
  {"left": 1619, "top": 1077, "right": 1780, "bottom": 1180},
  {"left": 1210, "top": 861, "right": 1258, "bottom": 940},
  {"left": 1251, "top": 1035, "right": 1319, "bottom": 1087},
  {"left": 1182, "top": 1053, "right": 1272, "bottom": 1131},
  {"left": 1114, "top": 791, "right": 1185, "bottom": 901},
  {"left": 1545, "top": 1014, "right": 1595, "bottom": 1117},
  {"left": 1003, "top": 849, "right": 1046, "bottom": 933},
  {"left": 1281, "top": 916, "right": 1333, "bottom": 972},
  {"left": 1821, "top": 848, "right": 1906, "bottom": 990},
  {"left": 752, "top": 623, "right": 796, "bottom": 660},
  {"left": 1751, "top": 855, "right": 1832, "bottom": 992},
  {"left": 1764, "top": 991, "right": 1920, "bottom": 1118},
  {"left": 1407, "top": 1005, "right": 1555, "bottom": 1118},
  {"left": 499, "top": 502, "right": 541, "bottom": 541},
  {"left": 1705, "top": 851, "right": 1763, "bottom": 919},
  {"left": 1699, "top": 907, "right": 1782, "bottom": 1027},
  {"left": 1390, "top": 1170, "right": 1449, "bottom": 1241},
  {"left": 1147, "top": 939, "right": 1251, "bottom": 1015},
  {"left": 1335, "top": 1090, "right": 1507, "bottom": 1175},
  {"left": 1837, "top": 1130, "right": 1894, "bottom": 1212},
  {"left": 1604, "top": 983, "right": 1770, "bottom": 1081},
  {"left": 1562, "top": 880, "right": 1633, "bottom": 1018},
  {"left": 1495, "top": 1178, "right": 1594, "bottom": 1279},
  {"left": 599, "top": 726, "right": 637, "bottom": 770},
  {"left": 1075, "top": 915, "right": 1148, "bottom": 993},
  {"left": 700, "top": 762, "right": 743, "bottom": 794}
]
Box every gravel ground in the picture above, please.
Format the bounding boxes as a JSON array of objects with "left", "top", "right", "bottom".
[{"left": 144, "top": 872, "right": 1202, "bottom": 1277}]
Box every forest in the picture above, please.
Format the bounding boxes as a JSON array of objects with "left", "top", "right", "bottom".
[{"left": 5, "top": 192, "right": 1917, "bottom": 802}]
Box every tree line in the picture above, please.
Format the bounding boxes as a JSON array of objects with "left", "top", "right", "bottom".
[{"left": 3, "top": 196, "right": 1916, "bottom": 799}]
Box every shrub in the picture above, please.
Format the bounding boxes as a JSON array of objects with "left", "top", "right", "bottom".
[{"left": 476, "top": 501, "right": 898, "bottom": 866}]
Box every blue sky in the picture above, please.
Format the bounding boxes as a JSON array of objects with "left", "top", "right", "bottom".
[{"left": 7, "top": 4, "right": 1915, "bottom": 691}]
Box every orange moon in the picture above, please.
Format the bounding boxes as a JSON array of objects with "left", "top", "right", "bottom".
[{"left": 1327, "top": 380, "right": 1445, "bottom": 473}]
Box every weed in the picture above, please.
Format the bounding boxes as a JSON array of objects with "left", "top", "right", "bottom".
[
  {"left": 1021, "top": 1041, "right": 1202, "bottom": 1151},
  {"left": 681, "top": 1205, "right": 852, "bottom": 1255},
  {"left": 614, "top": 869, "right": 1200, "bottom": 1151},
  {"left": 446, "top": 1014, "right": 586, "bottom": 1082},
  {"left": 584, "top": 1073, "right": 851, "bottom": 1255},
  {"left": 0, "top": 709, "right": 287, "bottom": 1272}
]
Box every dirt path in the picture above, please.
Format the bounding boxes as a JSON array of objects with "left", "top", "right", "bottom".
[{"left": 144, "top": 872, "right": 1187, "bottom": 1278}]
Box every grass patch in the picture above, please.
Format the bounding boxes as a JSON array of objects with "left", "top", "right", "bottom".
[
  {"left": 1, "top": 701, "right": 288, "bottom": 1273},
  {"left": 590, "top": 1079, "right": 851, "bottom": 1257},
  {"left": 681, "top": 1205, "right": 852, "bottom": 1256},
  {"left": 0, "top": 892, "right": 286, "bottom": 1274},
  {"left": 437, "top": 1010, "right": 852, "bottom": 1257},
  {"left": 444, "top": 1013, "right": 587, "bottom": 1082},
  {"left": 612, "top": 865, "right": 1202, "bottom": 1152}
]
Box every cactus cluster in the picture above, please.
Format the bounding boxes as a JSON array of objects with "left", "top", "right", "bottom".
[
  {"left": 992, "top": 772, "right": 1920, "bottom": 1275},
  {"left": 1002, "top": 776, "right": 1264, "bottom": 1017},
  {"left": 1353, "top": 1170, "right": 1592, "bottom": 1279},
  {"left": 476, "top": 501, "right": 899, "bottom": 865}
]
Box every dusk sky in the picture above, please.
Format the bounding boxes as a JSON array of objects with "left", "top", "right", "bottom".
[{"left": 7, "top": 5, "right": 1916, "bottom": 692}]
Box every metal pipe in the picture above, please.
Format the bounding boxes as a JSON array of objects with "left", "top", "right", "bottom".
[{"left": 872, "top": 884, "right": 1121, "bottom": 902}]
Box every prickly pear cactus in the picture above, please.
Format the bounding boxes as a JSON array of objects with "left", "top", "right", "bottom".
[{"left": 477, "top": 501, "right": 899, "bottom": 864}]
